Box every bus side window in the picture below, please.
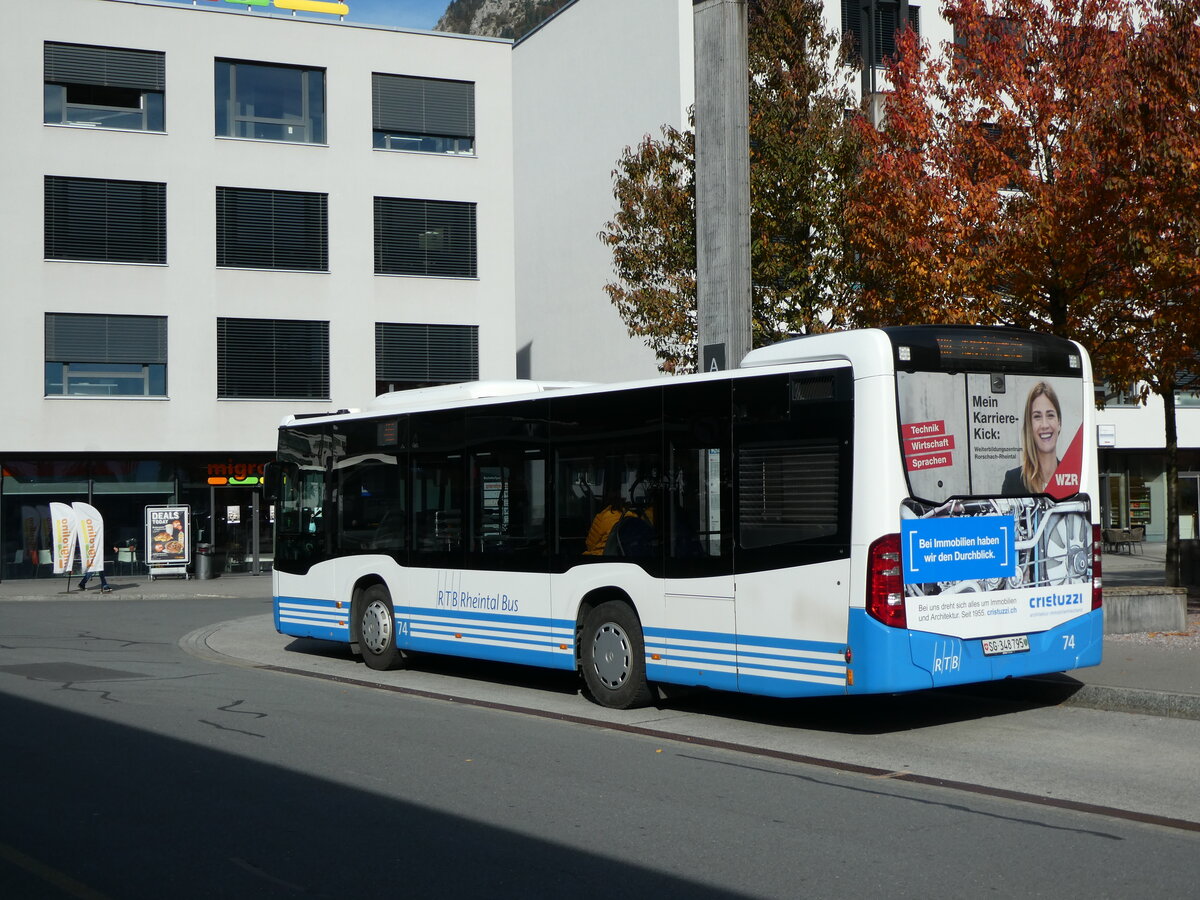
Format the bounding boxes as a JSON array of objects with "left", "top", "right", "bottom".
[
  {"left": 663, "top": 379, "right": 731, "bottom": 577},
  {"left": 473, "top": 453, "right": 546, "bottom": 554},
  {"left": 550, "top": 387, "right": 664, "bottom": 571},
  {"left": 413, "top": 457, "right": 463, "bottom": 554},
  {"left": 670, "top": 447, "right": 722, "bottom": 558}
]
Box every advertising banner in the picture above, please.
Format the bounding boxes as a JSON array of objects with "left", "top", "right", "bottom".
[
  {"left": 73, "top": 502, "right": 105, "bottom": 574},
  {"left": 145, "top": 506, "right": 190, "bottom": 567},
  {"left": 49, "top": 502, "right": 78, "bottom": 575},
  {"left": 898, "top": 372, "right": 1085, "bottom": 500},
  {"left": 900, "top": 495, "right": 1092, "bottom": 639}
]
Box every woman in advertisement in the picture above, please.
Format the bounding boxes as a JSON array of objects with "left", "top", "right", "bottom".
[{"left": 1002, "top": 382, "right": 1062, "bottom": 495}]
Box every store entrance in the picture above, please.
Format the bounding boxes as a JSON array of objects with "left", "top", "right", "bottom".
[{"left": 201, "top": 486, "right": 274, "bottom": 574}]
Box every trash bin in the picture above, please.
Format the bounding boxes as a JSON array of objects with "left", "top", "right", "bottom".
[{"left": 196, "top": 543, "right": 218, "bottom": 580}]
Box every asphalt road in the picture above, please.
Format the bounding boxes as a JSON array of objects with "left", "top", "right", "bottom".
[{"left": 1, "top": 597, "right": 1197, "bottom": 899}]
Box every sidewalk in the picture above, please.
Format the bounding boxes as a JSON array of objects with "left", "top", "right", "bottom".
[
  {"left": 1049, "top": 540, "right": 1200, "bottom": 718},
  {"left": 2, "top": 552, "right": 1198, "bottom": 719},
  {"left": 0, "top": 570, "right": 271, "bottom": 602}
]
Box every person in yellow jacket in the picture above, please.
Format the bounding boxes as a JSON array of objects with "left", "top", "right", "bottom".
[{"left": 583, "top": 486, "right": 655, "bottom": 556}]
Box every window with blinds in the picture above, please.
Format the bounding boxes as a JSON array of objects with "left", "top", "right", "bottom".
[
  {"left": 738, "top": 440, "right": 841, "bottom": 549},
  {"left": 217, "top": 317, "right": 329, "bottom": 400},
  {"left": 372, "top": 73, "right": 475, "bottom": 154},
  {"left": 45, "top": 176, "right": 166, "bottom": 264},
  {"left": 374, "top": 197, "right": 477, "bottom": 278},
  {"left": 375, "top": 322, "right": 479, "bottom": 394},
  {"left": 216, "top": 187, "right": 328, "bottom": 272},
  {"left": 44, "top": 313, "right": 168, "bottom": 397},
  {"left": 44, "top": 41, "right": 165, "bottom": 131},
  {"left": 841, "top": 1, "right": 921, "bottom": 66}
]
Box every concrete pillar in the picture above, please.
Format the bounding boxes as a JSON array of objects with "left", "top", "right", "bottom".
[{"left": 693, "top": 0, "right": 752, "bottom": 372}]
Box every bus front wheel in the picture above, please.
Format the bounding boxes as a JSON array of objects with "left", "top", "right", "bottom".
[
  {"left": 357, "top": 584, "right": 406, "bottom": 671},
  {"left": 580, "top": 600, "right": 652, "bottom": 709}
]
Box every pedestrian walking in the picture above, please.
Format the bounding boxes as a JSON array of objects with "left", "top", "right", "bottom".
[{"left": 78, "top": 562, "right": 112, "bottom": 593}]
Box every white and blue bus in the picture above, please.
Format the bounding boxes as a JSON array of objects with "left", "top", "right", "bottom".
[{"left": 269, "top": 326, "right": 1102, "bottom": 709}]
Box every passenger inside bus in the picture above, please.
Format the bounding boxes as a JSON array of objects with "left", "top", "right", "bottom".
[{"left": 584, "top": 483, "right": 656, "bottom": 557}]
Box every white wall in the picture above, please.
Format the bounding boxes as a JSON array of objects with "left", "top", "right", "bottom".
[
  {"left": 1097, "top": 399, "right": 1200, "bottom": 451},
  {"left": 1, "top": 0, "right": 514, "bottom": 455},
  {"left": 512, "top": 0, "right": 693, "bottom": 383}
]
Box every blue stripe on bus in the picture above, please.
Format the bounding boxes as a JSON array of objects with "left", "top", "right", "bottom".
[
  {"left": 736, "top": 672, "right": 848, "bottom": 698},
  {"left": 644, "top": 624, "right": 848, "bottom": 695},
  {"left": 406, "top": 631, "right": 576, "bottom": 671},
  {"left": 397, "top": 605, "right": 575, "bottom": 670},
  {"left": 408, "top": 625, "right": 564, "bottom": 651},
  {"left": 646, "top": 625, "right": 844, "bottom": 655},
  {"left": 274, "top": 595, "right": 577, "bottom": 671},
  {"left": 275, "top": 596, "right": 352, "bottom": 642},
  {"left": 647, "top": 660, "right": 739, "bottom": 692},
  {"left": 644, "top": 625, "right": 733, "bottom": 643},
  {"left": 660, "top": 651, "right": 737, "bottom": 669},
  {"left": 734, "top": 657, "right": 847, "bottom": 679},
  {"left": 732, "top": 632, "right": 846, "bottom": 655},
  {"left": 399, "top": 605, "right": 574, "bottom": 630}
]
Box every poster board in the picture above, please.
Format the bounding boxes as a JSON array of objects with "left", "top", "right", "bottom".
[{"left": 145, "top": 505, "right": 190, "bottom": 573}]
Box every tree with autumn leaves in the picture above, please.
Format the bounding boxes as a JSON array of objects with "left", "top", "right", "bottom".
[
  {"left": 603, "top": 0, "right": 1200, "bottom": 577},
  {"left": 600, "top": 0, "right": 862, "bottom": 373},
  {"left": 845, "top": 0, "right": 1200, "bottom": 583}
]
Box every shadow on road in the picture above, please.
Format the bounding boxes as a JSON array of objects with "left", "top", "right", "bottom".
[
  {"left": 0, "top": 690, "right": 756, "bottom": 899},
  {"left": 282, "top": 638, "right": 1075, "bottom": 736}
]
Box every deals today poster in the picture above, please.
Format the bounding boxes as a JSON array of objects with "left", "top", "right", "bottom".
[{"left": 145, "top": 506, "right": 190, "bottom": 566}]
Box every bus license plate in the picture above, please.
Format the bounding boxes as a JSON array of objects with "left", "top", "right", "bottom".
[{"left": 982, "top": 635, "right": 1030, "bottom": 656}]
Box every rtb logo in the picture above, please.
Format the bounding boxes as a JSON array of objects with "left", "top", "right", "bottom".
[
  {"left": 932, "top": 640, "right": 962, "bottom": 674},
  {"left": 933, "top": 652, "right": 961, "bottom": 673}
]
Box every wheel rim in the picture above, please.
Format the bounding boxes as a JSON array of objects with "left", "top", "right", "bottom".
[
  {"left": 591, "top": 622, "right": 631, "bottom": 689},
  {"left": 361, "top": 599, "right": 392, "bottom": 655}
]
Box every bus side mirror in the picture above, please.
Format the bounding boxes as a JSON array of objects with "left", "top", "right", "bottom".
[{"left": 263, "top": 462, "right": 282, "bottom": 501}]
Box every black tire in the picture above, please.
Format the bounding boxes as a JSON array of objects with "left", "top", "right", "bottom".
[
  {"left": 357, "top": 584, "right": 406, "bottom": 671},
  {"left": 580, "top": 600, "right": 652, "bottom": 709}
]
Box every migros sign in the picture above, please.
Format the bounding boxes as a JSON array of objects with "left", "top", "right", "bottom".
[{"left": 207, "top": 460, "right": 266, "bottom": 486}]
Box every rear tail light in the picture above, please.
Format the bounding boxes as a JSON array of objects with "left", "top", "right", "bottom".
[
  {"left": 1092, "top": 524, "right": 1103, "bottom": 611},
  {"left": 867, "top": 533, "right": 906, "bottom": 628}
]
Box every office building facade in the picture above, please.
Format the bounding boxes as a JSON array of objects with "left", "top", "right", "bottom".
[{"left": 2, "top": 0, "right": 513, "bottom": 573}]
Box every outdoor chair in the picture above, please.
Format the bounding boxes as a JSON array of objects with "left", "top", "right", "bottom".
[
  {"left": 117, "top": 547, "right": 138, "bottom": 575},
  {"left": 1129, "top": 526, "right": 1145, "bottom": 554}
]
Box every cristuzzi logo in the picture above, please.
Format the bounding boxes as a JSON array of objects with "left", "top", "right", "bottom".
[{"left": 1028, "top": 589, "right": 1085, "bottom": 614}]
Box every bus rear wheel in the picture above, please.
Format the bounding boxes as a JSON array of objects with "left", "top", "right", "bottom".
[
  {"left": 357, "top": 584, "right": 406, "bottom": 671},
  {"left": 580, "top": 600, "right": 652, "bottom": 709}
]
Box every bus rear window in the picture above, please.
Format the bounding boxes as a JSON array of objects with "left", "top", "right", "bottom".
[{"left": 897, "top": 371, "right": 1086, "bottom": 502}]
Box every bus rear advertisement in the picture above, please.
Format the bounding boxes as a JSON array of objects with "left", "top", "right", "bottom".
[{"left": 269, "top": 326, "right": 1102, "bottom": 708}]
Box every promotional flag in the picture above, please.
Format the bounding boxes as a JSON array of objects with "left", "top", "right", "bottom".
[
  {"left": 73, "top": 502, "right": 105, "bottom": 574},
  {"left": 50, "top": 502, "right": 78, "bottom": 575}
]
